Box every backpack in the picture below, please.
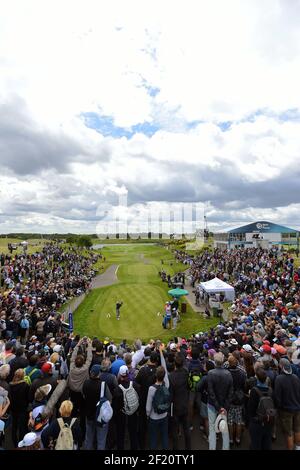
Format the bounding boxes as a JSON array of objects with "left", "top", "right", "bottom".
[
  {"left": 96, "top": 382, "right": 113, "bottom": 427},
  {"left": 119, "top": 382, "right": 139, "bottom": 416},
  {"left": 254, "top": 387, "right": 276, "bottom": 425},
  {"left": 152, "top": 384, "right": 170, "bottom": 414},
  {"left": 188, "top": 370, "right": 202, "bottom": 392},
  {"left": 24, "top": 368, "right": 37, "bottom": 385},
  {"left": 20, "top": 318, "right": 29, "bottom": 329},
  {"left": 55, "top": 418, "right": 76, "bottom": 450},
  {"left": 232, "top": 389, "right": 245, "bottom": 406}
]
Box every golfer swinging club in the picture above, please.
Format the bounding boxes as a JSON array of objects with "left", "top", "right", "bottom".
[{"left": 116, "top": 300, "right": 123, "bottom": 320}]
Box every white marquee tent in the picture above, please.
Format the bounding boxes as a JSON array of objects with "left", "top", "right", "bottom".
[{"left": 199, "top": 277, "right": 235, "bottom": 301}]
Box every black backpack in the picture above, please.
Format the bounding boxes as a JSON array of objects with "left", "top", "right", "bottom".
[
  {"left": 152, "top": 384, "right": 170, "bottom": 414},
  {"left": 232, "top": 389, "right": 245, "bottom": 406},
  {"left": 254, "top": 387, "right": 276, "bottom": 425}
]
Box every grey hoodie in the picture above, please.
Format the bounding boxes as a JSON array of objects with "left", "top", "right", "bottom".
[{"left": 68, "top": 343, "right": 93, "bottom": 392}]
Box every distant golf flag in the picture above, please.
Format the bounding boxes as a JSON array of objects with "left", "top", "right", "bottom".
[{"left": 68, "top": 311, "right": 74, "bottom": 332}]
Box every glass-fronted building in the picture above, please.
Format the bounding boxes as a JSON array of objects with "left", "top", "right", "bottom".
[{"left": 214, "top": 221, "right": 300, "bottom": 250}]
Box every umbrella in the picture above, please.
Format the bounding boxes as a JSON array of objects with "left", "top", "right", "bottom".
[{"left": 168, "top": 288, "right": 189, "bottom": 298}]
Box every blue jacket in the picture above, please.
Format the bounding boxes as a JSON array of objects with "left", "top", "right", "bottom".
[{"left": 110, "top": 359, "right": 125, "bottom": 376}]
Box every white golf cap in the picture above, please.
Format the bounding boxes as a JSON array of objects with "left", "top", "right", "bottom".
[{"left": 18, "top": 432, "right": 37, "bottom": 448}]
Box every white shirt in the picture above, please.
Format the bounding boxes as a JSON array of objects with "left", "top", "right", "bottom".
[{"left": 132, "top": 347, "right": 145, "bottom": 369}]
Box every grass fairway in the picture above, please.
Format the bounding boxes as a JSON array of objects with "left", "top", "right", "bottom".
[{"left": 74, "top": 244, "right": 217, "bottom": 343}]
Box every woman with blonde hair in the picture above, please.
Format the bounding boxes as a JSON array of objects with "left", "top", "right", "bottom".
[
  {"left": 49, "top": 353, "right": 60, "bottom": 380},
  {"left": 41, "top": 400, "right": 82, "bottom": 450},
  {"left": 9, "top": 368, "right": 30, "bottom": 447}
]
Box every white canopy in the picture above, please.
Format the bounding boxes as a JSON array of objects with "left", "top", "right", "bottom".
[{"left": 199, "top": 277, "right": 235, "bottom": 301}]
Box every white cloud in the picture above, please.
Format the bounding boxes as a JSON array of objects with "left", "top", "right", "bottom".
[{"left": 1, "top": 0, "right": 300, "bottom": 232}]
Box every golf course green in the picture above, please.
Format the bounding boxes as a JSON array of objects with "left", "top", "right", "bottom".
[{"left": 74, "top": 244, "right": 217, "bottom": 343}]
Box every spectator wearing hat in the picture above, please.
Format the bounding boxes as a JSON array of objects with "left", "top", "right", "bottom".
[
  {"left": 274, "top": 358, "right": 300, "bottom": 450},
  {"left": 207, "top": 352, "right": 233, "bottom": 450},
  {"left": 9, "top": 368, "right": 30, "bottom": 447},
  {"left": 18, "top": 432, "right": 41, "bottom": 450},
  {"left": 28, "top": 384, "right": 52, "bottom": 440},
  {"left": 29, "top": 362, "right": 57, "bottom": 403},
  {"left": 112, "top": 365, "right": 140, "bottom": 450},
  {"left": 82, "top": 365, "right": 112, "bottom": 450}
]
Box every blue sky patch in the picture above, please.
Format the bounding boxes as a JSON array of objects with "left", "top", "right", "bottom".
[
  {"left": 81, "top": 112, "right": 160, "bottom": 138},
  {"left": 217, "top": 121, "right": 232, "bottom": 131}
]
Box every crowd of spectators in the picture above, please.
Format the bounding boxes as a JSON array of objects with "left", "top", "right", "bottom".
[{"left": 0, "top": 245, "right": 300, "bottom": 450}]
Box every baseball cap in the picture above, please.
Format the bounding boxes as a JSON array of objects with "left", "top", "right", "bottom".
[
  {"left": 90, "top": 364, "right": 101, "bottom": 377},
  {"left": 18, "top": 432, "right": 37, "bottom": 448},
  {"left": 229, "top": 339, "right": 238, "bottom": 346},
  {"left": 262, "top": 344, "right": 272, "bottom": 354},
  {"left": 35, "top": 384, "right": 52, "bottom": 401},
  {"left": 119, "top": 365, "right": 128, "bottom": 376},
  {"left": 41, "top": 362, "right": 52, "bottom": 374},
  {"left": 53, "top": 344, "right": 62, "bottom": 353},
  {"left": 275, "top": 345, "right": 287, "bottom": 355},
  {"left": 169, "top": 343, "right": 177, "bottom": 351}
]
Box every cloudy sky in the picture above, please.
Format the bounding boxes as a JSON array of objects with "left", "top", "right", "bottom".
[{"left": 1, "top": 0, "right": 300, "bottom": 234}]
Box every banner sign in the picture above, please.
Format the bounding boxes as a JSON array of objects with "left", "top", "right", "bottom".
[{"left": 68, "top": 311, "right": 74, "bottom": 332}]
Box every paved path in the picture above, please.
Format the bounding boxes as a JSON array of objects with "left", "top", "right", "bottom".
[
  {"left": 91, "top": 264, "right": 119, "bottom": 288},
  {"left": 61, "top": 264, "right": 119, "bottom": 317},
  {"left": 185, "top": 290, "right": 203, "bottom": 313},
  {"left": 178, "top": 268, "right": 204, "bottom": 314}
]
